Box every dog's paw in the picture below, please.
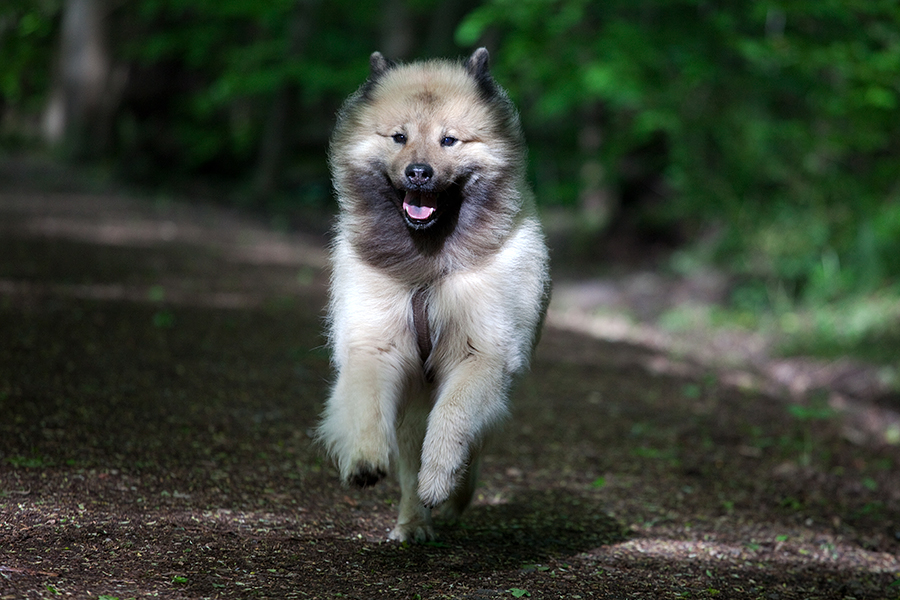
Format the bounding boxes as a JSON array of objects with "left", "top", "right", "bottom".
[
  {"left": 417, "top": 460, "right": 460, "bottom": 509},
  {"left": 388, "top": 520, "right": 436, "bottom": 543},
  {"left": 346, "top": 464, "right": 387, "bottom": 488},
  {"left": 418, "top": 431, "right": 468, "bottom": 508}
]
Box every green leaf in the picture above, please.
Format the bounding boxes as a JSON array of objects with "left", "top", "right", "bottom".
[
  {"left": 787, "top": 404, "right": 835, "bottom": 421},
  {"left": 153, "top": 310, "right": 175, "bottom": 329},
  {"left": 147, "top": 285, "right": 165, "bottom": 302},
  {"left": 508, "top": 589, "right": 530, "bottom": 598},
  {"left": 455, "top": 6, "right": 495, "bottom": 46}
]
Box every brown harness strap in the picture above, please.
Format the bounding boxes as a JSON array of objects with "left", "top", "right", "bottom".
[{"left": 411, "top": 287, "right": 433, "bottom": 376}]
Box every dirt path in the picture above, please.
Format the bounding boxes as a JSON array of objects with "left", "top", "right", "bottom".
[{"left": 1, "top": 187, "right": 898, "bottom": 599}]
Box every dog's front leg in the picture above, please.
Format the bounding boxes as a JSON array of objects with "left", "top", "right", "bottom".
[
  {"left": 319, "top": 341, "right": 409, "bottom": 487},
  {"left": 417, "top": 350, "right": 509, "bottom": 508}
]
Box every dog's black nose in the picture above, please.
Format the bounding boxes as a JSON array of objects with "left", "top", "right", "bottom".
[{"left": 405, "top": 163, "right": 433, "bottom": 186}]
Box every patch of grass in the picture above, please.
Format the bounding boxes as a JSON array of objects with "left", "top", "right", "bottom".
[
  {"left": 851, "top": 501, "right": 886, "bottom": 521},
  {"left": 779, "top": 497, "right": 803, "bottom": 511},
  {"left": 152, "top": 310, "right": 175, "bottom": 329},
  {"left": 787, "top": 396, "right": 837, "bottom": 466},
  {"left": 777, "top": 294, "right": 900, "bottom": 365},
  {"left": 7, "top": 454, "right": 50, "bottom": 468},
  {"left": 631, "top": 446, "right": 680, "bottom": 465},
  {"left": 659, "top": 284, "right": 900, "bottom": 370},
  {"left": 147, "top": 285, "right": 165, "bottom": 302},
  {"left": 682, "top": 383, "right": 702, "bottom": 399}
]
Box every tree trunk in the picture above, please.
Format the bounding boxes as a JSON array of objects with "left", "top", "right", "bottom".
[
  {"left": 252, "top": 1, "right": 313, "bottom": 201},
  {"left": 43, "top": 0, "right": 113, "bottom": 160},
  {"left": 578, "top": 104, "right": 616, "bottom": 231}
]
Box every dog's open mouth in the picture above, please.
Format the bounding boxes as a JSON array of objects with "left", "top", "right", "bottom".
[
  {"left": 402, "top": 191, "right": 438, "bottom": 223},
  {"left": 389, "top": 176, "right": 463, "bottom": 231},
  {"left": 395, "top": 186, "right": 455, "bottom": 230}
]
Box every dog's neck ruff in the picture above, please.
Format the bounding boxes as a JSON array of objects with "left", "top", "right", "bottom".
[{"left": 411, "top": 287, "right": 433, "bottom": 381}]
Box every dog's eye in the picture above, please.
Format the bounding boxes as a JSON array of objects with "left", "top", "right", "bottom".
[
  {"left": 440, "top": 136, "right": 458, "bottom": 147},
  {"left": 392, "top": 133, "right": 407, "bottom": 144}
]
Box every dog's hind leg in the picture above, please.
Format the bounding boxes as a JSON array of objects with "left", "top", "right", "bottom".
[{"left": 389, "top": 396, "right": 435, "bottom": 542}]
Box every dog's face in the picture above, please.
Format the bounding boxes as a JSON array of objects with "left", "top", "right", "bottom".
[
  {"left": 341, "top": 56, "right": 513, "bottom": 232},
  {"left": 330, "top": 49, "right": 528, "bottom": 274},
  {"left": 373, "top": 97, "right": 483, "bottom": 230}
]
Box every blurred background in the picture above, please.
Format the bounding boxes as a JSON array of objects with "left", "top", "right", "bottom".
[{"left": 1, "top": 0, "right": 899, "bottom": 368}]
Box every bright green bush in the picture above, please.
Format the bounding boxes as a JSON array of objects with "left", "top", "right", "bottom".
[{"left": 459, "top": 0, "right": 900, "bottom": 301}]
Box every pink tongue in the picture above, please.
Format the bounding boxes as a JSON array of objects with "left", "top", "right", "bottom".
[
  {"left": 403, "top": 192, "right": 437, "bottom": 221},
  {"left": 403, "top": 202, "right": 435, "bottom": 220}
]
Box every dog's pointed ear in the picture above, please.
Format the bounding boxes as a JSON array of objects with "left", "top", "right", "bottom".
[
  {"left": 465, "top": 48, "right": 491, "bottom": 79},
  {"left": 362, "top": 51, "right": 396, "bottom": 99},
  {"left": 370, "top": 52, "right": 395, "bottom": 79},
  {"left": 465, "top": 48, "right": 497, "bottom": 99}
]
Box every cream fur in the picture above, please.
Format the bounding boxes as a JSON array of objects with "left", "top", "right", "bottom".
[
  {"left": 320, "top": 220, "right": 547, "bottom": 541},
  {"left": 317, "top": 49, "right": 549, "bottom": 542}
]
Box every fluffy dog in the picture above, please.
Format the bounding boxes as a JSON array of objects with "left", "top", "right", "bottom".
[{"left": 318, "top": 48, "right": 550, "bottom": 542}]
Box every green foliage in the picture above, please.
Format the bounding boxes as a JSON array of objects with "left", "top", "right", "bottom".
[
  {"left": 3, "top": 0, "right": 900, "bottom": 306},
  {"left": 119, "top": 0, "right": 379, "bottom": 173},
  {"left": 776, "top": 293, "right": 900, "bottom": 364},
  {"left": 152, "top": 310, "right": 175, "bottom": 329},
  {"left": 787, "top": 396, "right": 836, "bottom": 466},
  {"left": 460, "top": 0, "right": 900, "bottom": 301},
  {"left": 787, "top": 402, "right": 835, "bottom": 423},
  {"left": 0, "top": 0, "right": 60, "bottom": 108},
  {"left": 7, "top": 453, "right": 50, "bottom": 468}
]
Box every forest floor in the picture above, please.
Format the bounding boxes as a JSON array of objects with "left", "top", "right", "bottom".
[{"left": 1, "top": 160, "right": 899, "bottom": 599}]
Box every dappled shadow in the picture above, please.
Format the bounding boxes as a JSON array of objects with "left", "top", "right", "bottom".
[
  {"left": 3, "top": 189, "right": 900, "bottom": 600},
  {"left": 358, "top": 489, "right": 632, "bottom": 574},
  {"left": 0, "top": 215, "right": 327, "bottom": 312},
  {"left": 457, "top": 489, "right": 630, "bottom": 557}
]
